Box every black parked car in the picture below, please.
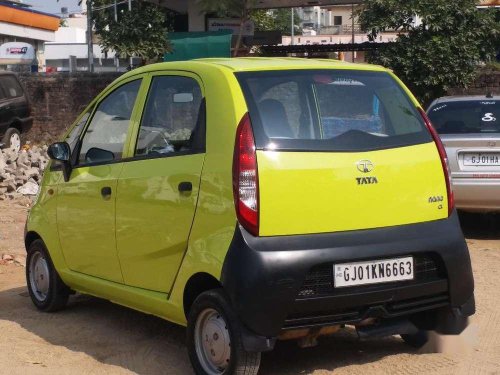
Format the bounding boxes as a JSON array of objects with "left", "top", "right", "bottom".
[{"left": 0, "top": 72, "right": 33, "bottom": 153}]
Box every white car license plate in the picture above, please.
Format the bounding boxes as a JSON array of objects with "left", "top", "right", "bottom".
[
  {"left": 463, "top": 153, "right": 500, "bottom": 166},
  {"left": 334, "top": 257, "right": 414, "bottom": 288}
]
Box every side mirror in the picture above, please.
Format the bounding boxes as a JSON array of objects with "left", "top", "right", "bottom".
[
  {"left": 47, "top": 142, "right": 70, "bottom": 162},
  {"left": 48, "top": 142, "right": 72, "bottom": 182}
]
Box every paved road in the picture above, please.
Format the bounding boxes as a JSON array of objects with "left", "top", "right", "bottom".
[{"left": 0, "top": 205, "right": 499, "bottom": 374}]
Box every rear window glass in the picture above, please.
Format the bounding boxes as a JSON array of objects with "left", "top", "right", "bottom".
[
  {"left": 237, "top": 70, "right": 431, "bottom": 152},
  {"left": 0, "top": 75, "right": 23, "bottom": 98},
  {"left": 428, "top": 100, "right": 499, "bottom": 134}
]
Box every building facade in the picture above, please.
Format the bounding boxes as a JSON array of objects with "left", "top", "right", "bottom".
[{"left": 0, "top": 0, "right": 59, "bottom": 71}]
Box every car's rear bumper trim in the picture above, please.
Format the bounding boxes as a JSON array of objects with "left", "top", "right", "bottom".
[{"left": 221, "top": 211, "right": 474, "bottom": 338}]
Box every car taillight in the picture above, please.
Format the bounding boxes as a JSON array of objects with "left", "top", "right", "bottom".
[
  {"left": 419, "top": 108, "right": 454, "bottom": 216},
  {"left": 233, "top": 113, "right": 259, "bottom": 236}
]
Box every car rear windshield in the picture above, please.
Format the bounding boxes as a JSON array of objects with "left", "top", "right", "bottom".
[
  {"left": 236, "top": 70, "right": 431, "bottom": 152},
  {"left": 427, "top": 100, "right": 499, "bottom": 134}
]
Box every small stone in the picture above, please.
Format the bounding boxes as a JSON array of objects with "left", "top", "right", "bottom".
[
  {"left": 14, "top": 255, "right": 26, "bottom": 267},
  {"left": 2, "top": 254, "right": 14, "bottom": 261}
]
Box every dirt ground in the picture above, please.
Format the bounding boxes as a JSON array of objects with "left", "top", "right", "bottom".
[{"left": 1, "top": 200, "right": 500, "bottom": 375}]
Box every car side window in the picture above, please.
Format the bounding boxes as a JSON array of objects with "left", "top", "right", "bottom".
[
  {"left": 78, "top": 79, "right": 141, "bottom": 165},
  {"left": 65, "top": 107, "right": 93, "bottom": 154},
  {"left": 0, "top": 76, "right": 23, "bottom": 98},
  {"left": 135, "top": 76, "right": 203, "bottom": 157}
]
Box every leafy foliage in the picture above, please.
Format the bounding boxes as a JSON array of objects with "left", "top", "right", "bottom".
[
  {"left": 252, "top": 8, "right": 302, "bottom": 36},
  {"left": 92, "top": 0, "right": 170, "bottom": 61},
  {"left": 358, "top": 0, "right": 499, "bottom": 103}
]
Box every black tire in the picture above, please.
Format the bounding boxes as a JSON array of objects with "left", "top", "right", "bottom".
[
  {"left": 2, "top": 127, "right": 21, "bottom": 152},
  {"left": 401, "top": 330, "right": 429, "bottom": 349},
  {"left": 26, "top": 239, "right": 70, "bottom": 312},
  {"left": 187, "top": 289, "right": 261, "bottom": 375}
]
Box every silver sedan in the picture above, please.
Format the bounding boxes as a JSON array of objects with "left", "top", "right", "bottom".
[{"left": 427, "top": 95, "right": 500, "bottom": 212}]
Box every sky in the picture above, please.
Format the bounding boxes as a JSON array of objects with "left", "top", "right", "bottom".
[{"left": 24, "top": 0, "right": 81, "bottom": 15}]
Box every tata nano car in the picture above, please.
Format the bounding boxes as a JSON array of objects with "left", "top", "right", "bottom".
[
  {"left": 427, "top": 95, "right": 500, "bottom": 212},
  {"left": 25, "top": 58, "right": 474, "bottom": 375}
]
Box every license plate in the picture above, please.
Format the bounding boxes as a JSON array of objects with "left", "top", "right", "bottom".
[
  {"left": 334, "top": 257, "right": 414, "bottom": 288},
  {"left": 463, "top": 153, "right": 500, "bottom": 166}
]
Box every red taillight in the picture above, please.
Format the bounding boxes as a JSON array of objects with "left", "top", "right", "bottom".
[
  {"left": 418, "top": 108, "right": 454, "bottom": 216},
  {"left": 233, "top": 113, "right": 259, "bottom": 236}
]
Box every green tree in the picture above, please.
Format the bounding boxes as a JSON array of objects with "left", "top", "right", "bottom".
[
  {"left": 252, "top": 8, "right": 302, "bottom": 36},
  {"left": 358, "top": 0, "right": 499, "bottom": 104},
  {"left": 92, "top": 0, "right": 170, "bottom": 62},
  {"left": 198, "top": 0, "right": 256, "bottom": 56}
]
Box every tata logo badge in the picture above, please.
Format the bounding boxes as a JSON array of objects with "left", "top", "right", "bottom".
[
  {"left": 356, "top": 160, "right": 374, "bottom": 173},
  {"left": 488, "top": 141, "right": 497, "bottom": 147}
]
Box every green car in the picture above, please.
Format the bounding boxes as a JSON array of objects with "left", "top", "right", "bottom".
[{"left": 26, "top": 58, "right": 474, "bottom": 375}]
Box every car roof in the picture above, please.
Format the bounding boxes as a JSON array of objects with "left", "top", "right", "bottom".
[
  {"left": 0, "top": 71, "right": 17, "bottom": 76},
  {"left": 430, "top": 95, "right": 499, "bottom": 106},
  {"left": 121, "top": 57, "right": 389, "bottom": 79}
]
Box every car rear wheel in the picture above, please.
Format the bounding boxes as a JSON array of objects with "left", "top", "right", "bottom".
[
  {"left": 26, "top": 239, "right": 70, "bottom": 312},
  {"left": 187, "top": 289, "right": 261, "bottom": 375},
  {"left": 2, "top": 128, "right": 21, "bottom": 153},
  {"left": 401, "top": 330, "right": 429, "bottom": 348}
]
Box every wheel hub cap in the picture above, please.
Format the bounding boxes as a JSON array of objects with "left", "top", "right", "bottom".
[
  {"left": 195, "top": 308, "right": 231, "bottom": 374},
  {"left": 9, "top": 133, "right": 20, "bottom": 153},
  {"left": 29, "top": 252, "right": 50, "bottom": 302}
]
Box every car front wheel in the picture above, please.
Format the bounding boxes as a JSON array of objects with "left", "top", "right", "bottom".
[
  {"left": 187, "top": 289, "right": 261, "bottom": 375},
  {"left": 26, "top": 239, "right": 70, "bottom": 312}
]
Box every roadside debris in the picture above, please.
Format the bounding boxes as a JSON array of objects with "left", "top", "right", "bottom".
[
  {"left": 0, "top": 145, "right": 48, "bottom": 201},
  {"left": 0, "top": 253, "right": 26, "bottom": 267}
]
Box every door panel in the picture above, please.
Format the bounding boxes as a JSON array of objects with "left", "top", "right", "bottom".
[
  {"left": 116, "top": 155, "right": 204, "bottom": 292},
  {"left": 56, "top": 78, "right": 144, "bottom": 283},
  {"left": 115, "top": 73, "right": 206, "bottom": 293},
  {"left": 57, "top": 165, "right": 124, "bottom": 282}
]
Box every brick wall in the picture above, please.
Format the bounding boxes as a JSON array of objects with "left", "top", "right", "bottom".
[
  {"left": 447, "top": 71, "right": 500, "bottom": 96},
  {"left": 15, "top": 70, "right": 499, "bottom": 145},
  {"left": 18, "top": 72, "right": 122, "bottom": 144}
]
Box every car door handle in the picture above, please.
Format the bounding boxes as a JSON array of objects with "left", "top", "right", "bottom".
[
  {"left": 178, "top": 181, "right": 193, "bottom": 193},
  {"left": 101, "top": 186, "right": 112, "bottom": 199}
]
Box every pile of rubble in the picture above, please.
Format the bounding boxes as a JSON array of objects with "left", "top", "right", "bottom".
[{"left": 0, "top": 145, "right": 49, "bottom": 201}]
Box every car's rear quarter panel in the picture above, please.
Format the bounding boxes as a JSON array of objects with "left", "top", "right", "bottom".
[{"left": 167, "top": 63, "right": 247, "bottom": 317}]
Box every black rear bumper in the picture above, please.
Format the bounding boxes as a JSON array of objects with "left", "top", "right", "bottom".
[{"left": 221, "top": 211, "right": 475, "bottom": 342}]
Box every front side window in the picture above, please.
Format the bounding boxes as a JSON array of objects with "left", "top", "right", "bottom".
[
  {"left": 78, "top": 80, "right": 141, "bottom": 164},
  {"left": 66, "top": 107, "right": 93, "bottom": 153},
  {"left": 428, "top": 100, "right": 499, "bottom": 134},
  {"left": 0, "top": 75, "right": 23, "bottom": 98},
  {"left": 237, "top": 70, "right": 431, "bottom": 151},
  {"left": 135, "top": 75, "right": 203, "bottom": 157}
]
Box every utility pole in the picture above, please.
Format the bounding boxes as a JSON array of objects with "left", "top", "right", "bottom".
[
  {"left": 114, "top": 0, "right": 119, "bottom": 71},
  {"left": 351, "top": 3, "right": 355, "bottom": 63},
  {"left": 291, "top": 8, "right": 295, "bottom": 46},
  {"left": 86, "top": 0, "right": 94, "bottom": 72},
  {"left": 128, "top": 0, "right": 133, "bottom": 69}
]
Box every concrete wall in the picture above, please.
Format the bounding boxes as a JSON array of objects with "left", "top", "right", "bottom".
[
  {"left": 447, "top": 71, "right": 500, "bottom": 96},
  {"left": 18, "top": 72, "right": 122, "bottom": 144}
]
